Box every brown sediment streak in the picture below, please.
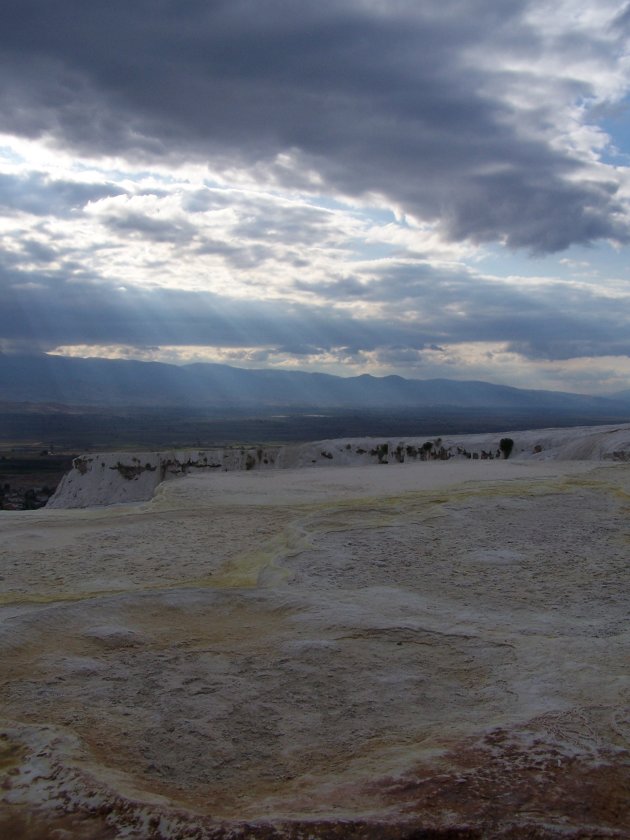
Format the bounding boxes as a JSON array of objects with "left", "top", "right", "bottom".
[
  {"left": 364, "top": 720, "right": 630, "bottom": 835},
  {"left": 2, "top": 718, "right": 628, "bottom": 838}
]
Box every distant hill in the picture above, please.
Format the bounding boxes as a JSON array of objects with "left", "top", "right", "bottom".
[{"left": 2, "top": 353, "right": 630, "bottom": 414}]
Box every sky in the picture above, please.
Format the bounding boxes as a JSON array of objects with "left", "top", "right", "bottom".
[{"left": 2, "top": 0, "right": 630, "bottom": 394}]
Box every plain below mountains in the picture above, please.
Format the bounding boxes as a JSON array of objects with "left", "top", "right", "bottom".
[{"left": 2, "top": 353, "right": 630, "bottom": 415}]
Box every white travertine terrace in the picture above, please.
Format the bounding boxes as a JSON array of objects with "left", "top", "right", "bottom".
[
  {"left": 1, "top": 425, "right": 630, "bottom": 838},
  {"left": 47, "top": 422, "right": 630, "bottom": 509}
]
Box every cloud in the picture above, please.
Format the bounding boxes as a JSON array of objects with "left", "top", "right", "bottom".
[
  {"left": 0, "top": 171, "right": 125, "bottom": 217},
  {"left": 100, "top": 207, "right": 197, "bottom": 244},
  {"left": 3, "top": 241, "right": 630, "bottom": 370},
  {"left": 0, "top": 260, "right": 409, "bottom": 352},
  {"left": 1, "top": 0, "right": 629, "bottom": 251},
  {"left": 1, "top": 1, "right": 630, "bottom": 394}
]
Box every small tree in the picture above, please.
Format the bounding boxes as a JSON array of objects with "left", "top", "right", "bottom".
[{"left": 499, "top": 438, "right": 514, "bottom": 459}]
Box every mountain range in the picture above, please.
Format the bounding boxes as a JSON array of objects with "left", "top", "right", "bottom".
[{"left": 2, "top": 353, "right": 630, "bottom": 415}]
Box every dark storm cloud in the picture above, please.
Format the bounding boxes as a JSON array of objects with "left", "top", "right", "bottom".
[
  {"left": 195, "top": 239, "right": 277, "bottom": 270},
  {"left": 0, "top": 172, "right": 125, "bottom": 217},
  {"left": 101, "top": 209, "right": 197, "bottom": 244},
  {"left": 297, "top": 257, "right": 630, "bottom": 360},
  {"left": 506, "top": 337, "right": 630, "bottom": 360},
  {"left": 402, "top": 262, "right": 630, "bottom": 355},
  {"left": 3, "top": 248, "right": 630, "bottom": 363},
  {"left": 0, "top": 260, "right": 421, "bottom": 352},
  {"left": 294, "top": 275, "right": 368, "bottom": 298},
  {"left": 231, "top": 202, "right": 336, "bottom": 246},
  {"left": 1, "top": 0, "right": 627, "bottom": 251}
]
